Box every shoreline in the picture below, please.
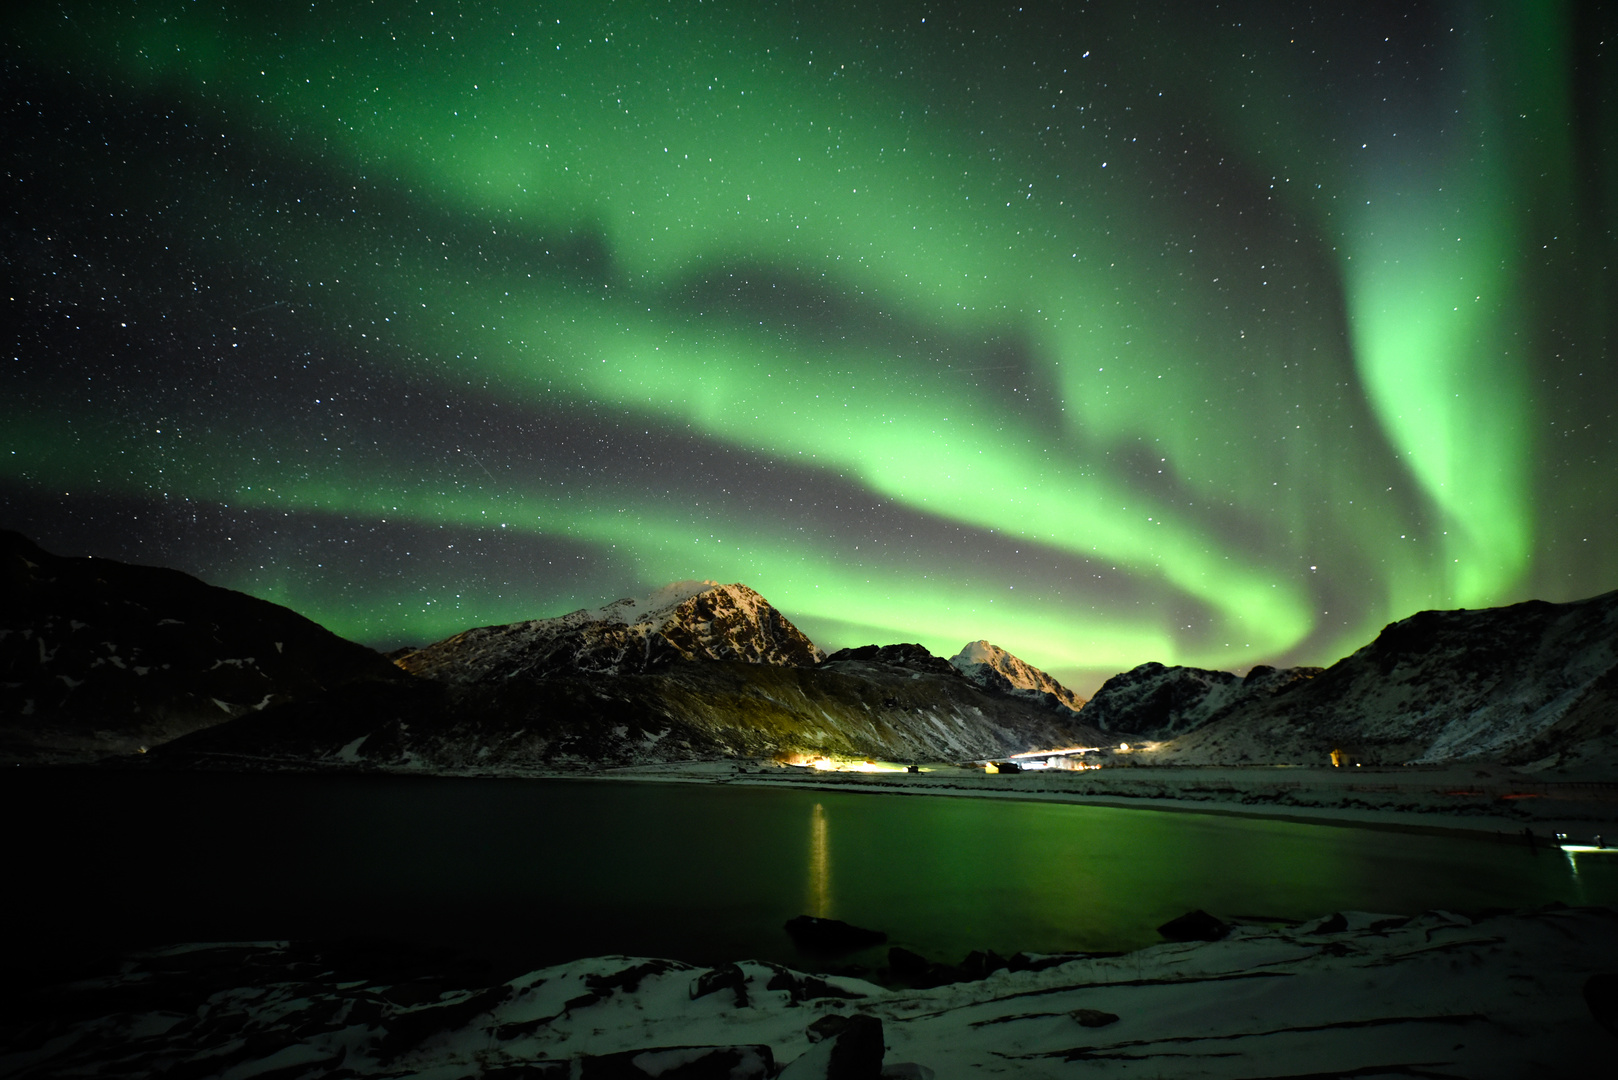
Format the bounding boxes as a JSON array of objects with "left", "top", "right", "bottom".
[
  {"left": 63, "top": 752, "right": 1618, "bottom": 843},
  {"left": 584, "top": 759, "right": 1618, "bottom": 843}
]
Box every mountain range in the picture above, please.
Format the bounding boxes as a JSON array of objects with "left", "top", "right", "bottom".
[
  {"left": 2, "top": 533, "right": 1099, "bottom": 767},
  {"left": 1, "top": 530, "right": 402, "bottom": 762},
  {"left": 5, "top": 530, "right": 1615, "bottom": 772},
  {"left": 1116, "top": 592, "right": 1618, "bottom": 769}
]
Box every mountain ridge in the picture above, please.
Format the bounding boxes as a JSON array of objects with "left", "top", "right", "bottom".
[
  {"left": 949, "top": 640, "right": 1087, "bottom": 715},
  {"left": 1137, "top": 591, "right": 1618, "bottom": 767},
  {"left": 9, "top": 531, "right": 1617, "bottom": 772},
  {"left": 0, "top": 529, "right": 404, "bottom": 762},
  {"left": 396, "top": 580, "right": 825, "bottom": 684}
]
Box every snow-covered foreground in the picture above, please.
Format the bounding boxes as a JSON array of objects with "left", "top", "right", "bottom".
[{"left": 6, "top": 907, "right": 1615, "bottom": 1079}]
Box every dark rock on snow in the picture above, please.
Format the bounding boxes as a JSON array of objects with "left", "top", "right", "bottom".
[
  {"left": 689, "top": 963, "right": 750, "bottom": 1009},
  {"left": 1156, "top": 910, "right": 1232, "bottom": 942},
  {"left": 1071, "top": 1008, "right": 1120, "bottom": 1028},
  {"left": 1584, "top": 973, "right": 1618, "bottom": 1036},
  {"left": 783, "top": 916, "right": 888, "bottom": 954},
  {"left": 778, "top": 1014, "right": 884, "bottom": 1080},
  {"left": 576, "top": 1045, "right": 775, "bottom": 1080}
]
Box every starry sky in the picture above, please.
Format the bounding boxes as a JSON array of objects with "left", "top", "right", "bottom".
[{"left": 5, "top": 1, "right": 1616, "bottom": 693}]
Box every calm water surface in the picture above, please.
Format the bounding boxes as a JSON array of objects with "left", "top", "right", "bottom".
[{"left": 10, "top": 770, "right": 1614, "bottom": 978}]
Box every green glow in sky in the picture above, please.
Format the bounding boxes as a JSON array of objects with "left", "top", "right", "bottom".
[{"left": 5, "top": 1, "right": 1615, "bottom": 690}]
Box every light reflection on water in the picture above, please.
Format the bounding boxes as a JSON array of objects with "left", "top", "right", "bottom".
[
  {"left": 808, "top": 802, "right": 830, "bottom": 918},
  {"left": 9, "top": 770, "right": 1616, "bottom": 978}
]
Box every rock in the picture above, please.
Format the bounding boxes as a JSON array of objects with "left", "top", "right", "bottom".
[
  {"left": 484, "top": 1065, "right": 570, "bottom": 1080},
  {"left": 823, "top": 643, "right": 959, "bottom": 677},
  {"left": 1071, "top": 1008, "right": 1120, "bottom": 1027},
  {"left": 886, "top": 947, "right": 931, "bottom": 980},
  {"left": 780, "top": 1014, "right": 884, "bottom": 1080},
  {"left": 761, "top": 967, "right": 865, "bottom": 1004},
  {"left": 957, "top": 950, "right": 1009, "bottom": 981},
  {"left": 884, "top": 947, "right": 966, "bottom": 988},
  {"left": 1584, "top": 973, "right": 1618, "bottom": 1035},
  {"left": 880, "top": 1065, "right": 934, "bottom": 1080},
  {"left": 577, "top": 1045, "right": 775, "bottom": 1080},
  {"left": 1304, "top": 912, "right": 1350, "bottom": 934},
  {"left": 807, "top": 1014, "right": 850, "bottom": 1043},
  {"left": 784, "top": 916, "right": 888, "bottom": 954},
  {"left": 1156, "top": 910, "right": 1231, "bottom": 942},
  {"left": 689, "top": 963, "right": 748, "bottom": 1008},
  {"left": 826, "top": 1014, "right": 884, "bottom": 1080}
]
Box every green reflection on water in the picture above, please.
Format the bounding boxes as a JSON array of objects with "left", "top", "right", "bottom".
[{"left": 794, "top": 791, "right": 1610, "bottom": 961}]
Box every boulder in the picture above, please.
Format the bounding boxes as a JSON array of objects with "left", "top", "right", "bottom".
[
  {"left": 957, "top": 950, "right": 1009, "bottom": 981},
  {"left": 780, "top": 1014, "right": 884, "bottom": 1080},
  {"left": 784, "top": 916, "right": 887, "bottom": 954},
  {"left": 1156, "top": 909, "right": 1231, "bottom": 942},
  {"left": 1584, "top": 973, "right": 1618, "bottom": 1035},
  {"left": 577, "top": 1045, "right": 775, "bottom": 1080},
  {"left": 689, "top": 963, "right": 748, "bottom": 1008},
  {"left": 1071, "top": 1008, "right": 1120, "bottom": 1028}
]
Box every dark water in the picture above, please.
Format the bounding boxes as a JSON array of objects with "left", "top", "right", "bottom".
[{"left": 8, "top": 770, "right": 1615, "bottom": 982}]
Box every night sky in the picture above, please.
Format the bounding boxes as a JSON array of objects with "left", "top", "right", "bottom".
[{"left": 5, "top": 1, "right": 1616, "bottom": 693}]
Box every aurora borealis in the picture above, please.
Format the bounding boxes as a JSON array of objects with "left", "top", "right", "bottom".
[{"left": 4, "top": 1, "right": 1615, "bottom": 692}]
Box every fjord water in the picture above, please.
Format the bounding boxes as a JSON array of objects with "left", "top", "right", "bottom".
[{"left": 12, "top": 771, "right": 1614, "bottom": 978}]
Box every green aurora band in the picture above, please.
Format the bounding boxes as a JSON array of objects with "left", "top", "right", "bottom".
[{"left": 5, "top": 1, "right": 1616, "bottom": 689}]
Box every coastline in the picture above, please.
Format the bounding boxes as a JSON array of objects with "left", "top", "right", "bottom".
[
  {"left": 584, "top": 759, "right": 1618, "bottom": 843},
  {"left": 9, "top": 759, "right": 1617, "bottom": 1076}
]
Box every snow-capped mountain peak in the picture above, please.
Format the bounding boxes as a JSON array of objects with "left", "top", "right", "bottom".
[
  {"left": 949, "top": 639, "right": 1086, "bottom": 714},
  {"left": 399, "top": 581, "right": 824, "bottom": 683},
  {"left": 553, "top": 580, "right": 721, "bottom": 631}
]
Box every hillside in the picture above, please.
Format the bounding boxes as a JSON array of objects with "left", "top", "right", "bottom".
[
  {"left": 1, "top": 530, "right": 404, "bottom": 763},
  {"left": 1145, "top": 592, "right": 1618, "bottom": 766}
]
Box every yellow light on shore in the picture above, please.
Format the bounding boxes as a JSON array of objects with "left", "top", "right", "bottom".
[{"left": 800, "top": 755, "right": 908, "bottom": 773}]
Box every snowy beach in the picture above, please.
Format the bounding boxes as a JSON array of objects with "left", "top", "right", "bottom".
[{"left": 5, "top": 906, "right": 1615, "bottom": 1079}]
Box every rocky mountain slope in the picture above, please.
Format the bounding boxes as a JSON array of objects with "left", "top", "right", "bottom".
[
  {"left": 1, "top": 531, "right": 405, "bottom": 762},
  {"left": 6, "top": 535, "right": 1097, "bottom": 769},
  {"left": 396, "top": 581, "right": 824, "bottom": 683},
  {"left": 1080, "top": 662, "right": 1322, "bottom": 739},
  {"left": 948, "top": 640, "right": 1086, "bottom": 714},
  {"left": 158, "top": 643, "right": 1105, "bottom": 770},
  {"left": 1147, "top": 591, "right": 1618, "bottom": 766}
]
